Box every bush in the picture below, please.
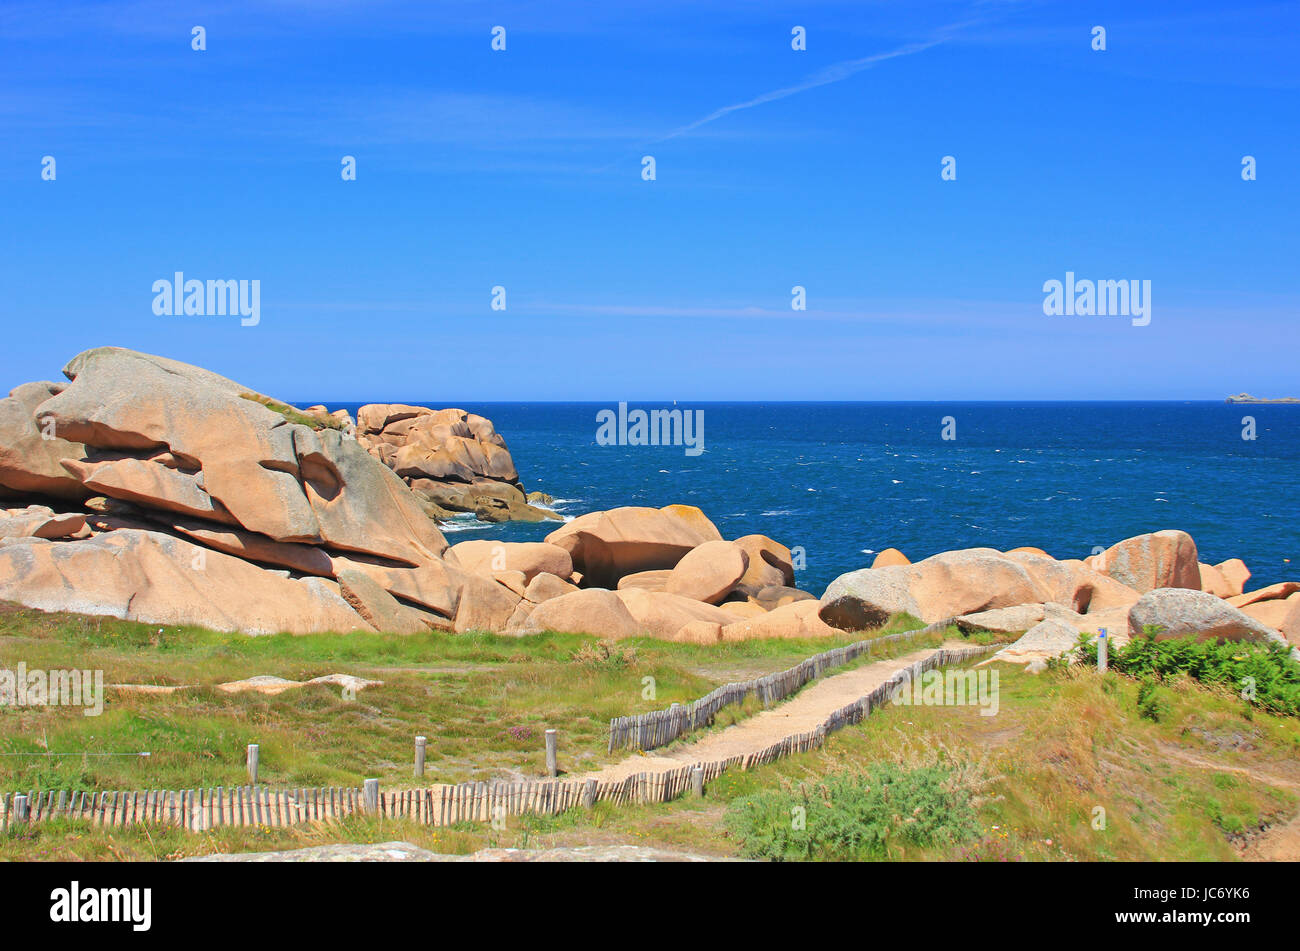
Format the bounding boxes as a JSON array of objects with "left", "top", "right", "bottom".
[
  {"left": 571, "top": 640, "right": 637, "bottom": 670},
  {"left": 1075, "top": 627, "right": 1300, "bottom": 718},
  {"left": 1136, "top": 676, "right": 1168, "bottom": 722},
  {"left": 724, "top": 763, "right": 979, "bottom": 861}
]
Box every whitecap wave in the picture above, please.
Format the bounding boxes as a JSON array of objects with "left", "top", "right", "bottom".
[{"left": 438, "top": 518, "right": 494, "bottom": 533}]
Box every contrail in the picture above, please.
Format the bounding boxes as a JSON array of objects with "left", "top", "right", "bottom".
[
  {"left": 595, "top": 16, "right": 979, "bottom": 172},
  {"left": 654, "top": 35, "right": 949, "bottom": 144}
]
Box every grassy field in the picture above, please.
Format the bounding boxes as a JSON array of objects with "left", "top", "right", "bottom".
[
  {"left": 0, "top": 602, "right": 927, "bottom": 794},
  {"left": 5, "top": 602, "right": 1298, "bottom": 862}
]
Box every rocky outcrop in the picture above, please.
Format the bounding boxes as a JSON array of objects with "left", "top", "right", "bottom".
[
  {"left": 1239, "top": 595, "right": 1300, "bottom": 634},
  {"left": 522, "top": 572, "right": 579, "bottom": 604},
  {"left": 1284, "top": 599, "right": 1300, "bottom": 647},
  {"left": 732, "top": 534, "right": 796, "bottom": 589},
  {"left": 7, "top": 352, "right": 1280, "bottom": 653},
  {"left": 355, "top": 404, "right": 556, "bottom": 523},
  {"left": 615, "top": 588, "right": 736, "bottom": 640},
  {"left": 216, "top": 673, "right": 382, "bottom": 695},
  {"left": 0, "top": 377, "right": 821, "bottom": 643},
  {"left": 336, "top": 568, "right": 440, "bottom": 634},
  {"left": 1089, "top": 530, "right": 1200, "bottom": 593},
  {"left": 446, "top": 540, "right": 573, "bottom": 583},
  {"left": 0, "top": 530, "right": 366, "bottom": 635},
  {"left": 616, "top": 569, "right": 672, "bottom": 592},
  {"left": 1198, "top": 562, "right": 1235, "bottom": 598},
  {"left": 720, "top": 600, "right": 841, "bottom": 642},
  {"left": 992, "top": 619, "right": 1082, "bottom": 667},
  {"left": 955, "top": 603, "right": 1046, "bottom": 635},
  {"left": 545, "top": 505, "right": 719, "bottom": 589},
  {"left": 1215, "top": 559, "right": 1251, "bottom": 596},
  {"left": 1228, "top": 582, "right": 1300, "bottom": 608},
  {"left": 664, "top": 540, "right": 748, "bottom": 604},
  {"left": 0, "top": 347, "right": 532, "bottom": 635},
  {"left": 870, "top": 548, "right": 910, "bottom": 568},
  {"left": 819, "top": 548, "right": 1138, "bottom": 631},
  {"left": 746, "top": 584, "right": 817, "bottom": 611},
  {"left": 511, "top": 588, "right": 641, "bottom": 639},
  {"left": 0, "top": 505, "right": 89, "bottom": 540},
  {"left": 0, "top": 381, "right": 89, "bottom": 499},
  {"left": 1128, "top": 588, "right": 1288, "bottom": 646}
]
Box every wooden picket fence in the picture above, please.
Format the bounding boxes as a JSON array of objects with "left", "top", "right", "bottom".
[
  {"left": 0, "top": 643, "right": 995, "bottom": 834},
  {"left": 0, "top": 785, "right": 366, "bottom": 832},
  {"left": 607, "top": 618, "right": 957, "bottom": 752}
]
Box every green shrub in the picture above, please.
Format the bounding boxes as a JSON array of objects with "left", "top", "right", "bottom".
[
  {"left": 724, "top": 763, "right": 979, "bottom": 861},
  {"left": 1076, "top": 627, "right": 1300, "bottom": 718},
  {"left": 1136, "top": 676, "right": 1168, "bottom": 722}
]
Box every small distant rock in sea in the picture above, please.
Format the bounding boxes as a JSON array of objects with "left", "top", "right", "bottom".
[{"left": 1225, "top": 392, "right": 1300, "bottom": 403}]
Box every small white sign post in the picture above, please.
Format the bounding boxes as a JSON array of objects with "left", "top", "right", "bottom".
[{"left": 1097, "top": 628, "right": 1108, "bottom": 673}]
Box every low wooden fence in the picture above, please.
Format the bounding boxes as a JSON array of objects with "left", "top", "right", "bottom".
[
  {"left": 0, "top": 643, "right": 995, "bottom": 834},
  {"left": 607, "top": 618, "right": 957, "bottom": 752}
]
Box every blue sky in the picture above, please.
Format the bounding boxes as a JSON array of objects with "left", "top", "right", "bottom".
[{"left": 1, "top": 0, "right": 1296, "bottom": 400}]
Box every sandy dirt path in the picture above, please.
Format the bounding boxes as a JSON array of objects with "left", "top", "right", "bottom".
[{"left": 574, "top": 644, "right": 957, "bottom": 784}]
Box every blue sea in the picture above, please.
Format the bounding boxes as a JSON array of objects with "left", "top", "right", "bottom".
[{"left": 330, "top": 402, "right": 1300, "bottom": 594}]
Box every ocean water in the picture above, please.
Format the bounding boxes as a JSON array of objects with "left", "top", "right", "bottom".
[{"left": 331, "top": 402, "right": 1300, "bottom": 595}]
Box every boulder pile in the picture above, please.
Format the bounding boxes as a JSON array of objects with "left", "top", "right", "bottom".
[
  {"left": 2, "top": 349, "right": 1296, "bottom": 654},
  {"left": 823, "top": 531, "right": 1298, "bottom": 668},
  {"left": 506, "top": 504, "right": 820, "bottom": 643},
  {"left": 0, "top": 348, "right": 523, "bottom": 634},
  {"left": 0, "top": 348, "right": 813, "bottom": 642},
  {"left": 354, "top": 404, "right": 556, "bottom": 522}
]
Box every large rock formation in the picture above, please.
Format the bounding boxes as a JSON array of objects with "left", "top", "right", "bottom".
[
  {"left": 818, "top": 547, "right": 1139, "bottom": 630},
  {"left": 544, "top": 505, "right": 720, "bottom": 589},
  {"left": 0, "top": 362, "right": 817, "bottom": 643},
  {"left": 8, "top": 355, "right": 1284, "bottom": 653},
  {"left": 664, "top": 540, "right": 748, "bottom": 604},
  {"left": 355, "top": 404, "right": 556, "bottom": 523},
  {"left": 1128, "top": 587, "right": 1290, "bottom": 647},
  {"left": 1088, "top": 529, "right": 1200, "bottom": 593},
  {"left": 0, "top": 347, "right": 530, "bottom": 634},
  {"left": 1215, "top": 558, "right": 1251, "bottom": 596},
  {"left": 0, "top": 531, "right": 363, "bottom": 636}
]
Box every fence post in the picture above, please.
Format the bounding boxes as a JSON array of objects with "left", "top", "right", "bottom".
[
  {"left": 363, "top": 778, "right": 379, "bottom": 813},
  {"left": 582, "top": 778, "right": 597, "bottom": 809},
  {"left": 1097, "top": 628, "right": 1108, "bottom": 673},
  {"left": 246, "top": 743, "right": 259, "bottom": 784},
  {"left": 545, "top": 729, "right": 558, "bottom": 778},
  {"left": 691, "top": 765, "right": 704, "bottom": 798},
  {"left": 13, "top": 794, "right": 30, "bottom": 824},
  {"left": 414, "top": 736, "right": 427, "bottom": 778}
]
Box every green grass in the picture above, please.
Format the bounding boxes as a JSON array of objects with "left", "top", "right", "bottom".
[
  {"left": 9, "top": 659, "right": 1296, "bottom": 861},
  {"left": 238, "top": 393, "right": 346, "bottom": 431},
  {"left": 8, "top": 601, "right": 1294, "bottom": 862},
  {"left": 0, "top": 603, "right": 929, "bottom": 795}
]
